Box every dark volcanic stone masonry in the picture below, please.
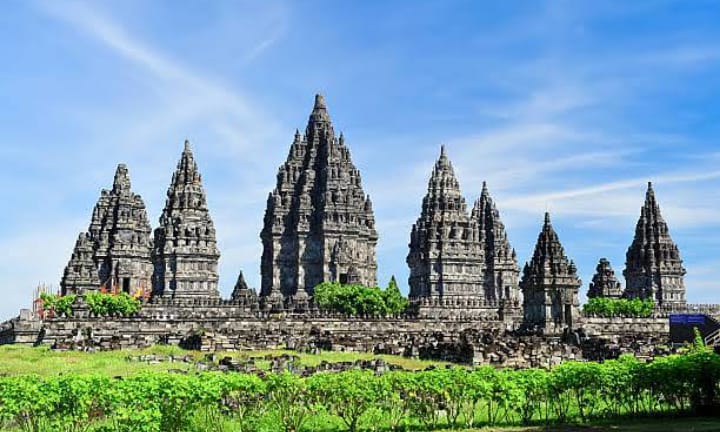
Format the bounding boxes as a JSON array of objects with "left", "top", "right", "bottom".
[
  {"left": 407, "top": 146, "right": 485, "bottom": 300},
  {"left": 588, "top": 258, "right": 623, "bottom": 299},
  {"left": 520, "top": 213, "right": 581, "bottom": 333},
  {"left": 260, "top": 95, "right": 378, "bottom": 301},
  {"left": 471, "top": 182, "right": 520, "bottom": 304},
  {"left": 61, "top": 164, "right": 153, "bottom": 295},
  {"left": 624, "top": 182, "right": 686, "bottom": 306},
  {"left": 152, "top": 141, "right": 220, "bottom": 299}
]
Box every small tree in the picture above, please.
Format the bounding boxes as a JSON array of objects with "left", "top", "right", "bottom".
[{"left": 383, "top": 276, "right": 409, "bottom": 315}]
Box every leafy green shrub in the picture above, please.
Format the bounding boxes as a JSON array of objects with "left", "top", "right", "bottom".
[
  {"left": 85, "top": 292, "right": 141, "bottom": 316},
  {"left": 39, "top": 293, "right": 77, "bottom": 317},
  {"left": 308, "top": 370, "right": 383, "bottom": 432},
  {"left": 266, "top": 372, "right": 316, "bottom": 432},
  {"left": 0, "top": 351, "right": 718, "bottom": 431},
  {"left": 583, "top": 297, "right": 655, "bottom": 317},
  {"left": 313, "top": 278, "right": 409, "bottom": 316}
]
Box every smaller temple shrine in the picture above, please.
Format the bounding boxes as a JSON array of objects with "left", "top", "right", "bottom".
[
  {"left": 521, "top": 213, "right": 581, "bottom": 333},
  {"left": 624, "top": 182, "right": 686, "bottom": 306},
  {"left": 587, "top": 258, "right": 623, "bottom": 299}
]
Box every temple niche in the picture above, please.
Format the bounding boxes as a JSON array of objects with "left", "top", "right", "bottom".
[
  {"left": 152, "top": 141, "right": 220, "bottom": 300},
  {"left": 521, "top": 213, "right": 581, "bottom": 333},
  {"left": 623, "top": 182, "right": 686, "bottom": 306},
  {"left": 60, "top": 164, "right": 153, "bottom": 295},
  {"left": 260, "top": 95, "right": 378, "bottom": 301},
  {"left": 588, "top": 258, "right": 623, "bottom": 299},
  {"left": 407, "top": 146, "right": 485, "bottom": 300}
]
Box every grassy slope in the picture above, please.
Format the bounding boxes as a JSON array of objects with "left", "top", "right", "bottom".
[{"left": 0, "top": 345, "right": 446, "bottom": 376}]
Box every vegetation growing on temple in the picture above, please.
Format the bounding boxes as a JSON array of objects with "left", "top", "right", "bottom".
[
  {"left": 583, "top": 297, "right": 655, "bottom": 317},
  {"left": 39, "top": 293, "right": 76, "bottom": 317},
  {"left": 84, "top": 292, "right": 142, "bottom": 316},
  {"left": 313, "top": 278, "right": 409, "bottom": 316}
]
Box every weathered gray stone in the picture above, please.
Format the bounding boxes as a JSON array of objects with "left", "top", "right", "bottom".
[
  {"left": 521, "top": 213, "right": 581, "bottom": 333},
  {"left": 260, "top": 95, "right": 378, "bottom": 301},
  {"left": 588, "top": 258, "right": 623, "bottom": 299},
  {"left": 152, "top": 141, "right": 220, "bottom": 299},
  {"left": 61, "top": 164, "right": 153, "bottom": 295},
  {"left": 624, "top": 182, "right": 686, "bottom": 305},
  {"left": 407, "top": 147, "right": 485, "bottom": 300},
  {"left": 471, "top": 182, "right": 520, "bottom": 304}
]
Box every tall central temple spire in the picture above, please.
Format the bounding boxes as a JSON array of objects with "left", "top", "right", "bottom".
[
  {"left": 260, "top": 94, "right": 378, "bottom": 300},
  {"left": 623, "top": 182, "right": 686, "bottom": 305}
]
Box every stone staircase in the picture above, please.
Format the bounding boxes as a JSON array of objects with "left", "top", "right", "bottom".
[{"left": 703, "top": 315, "right": 720, "bottom": 347}]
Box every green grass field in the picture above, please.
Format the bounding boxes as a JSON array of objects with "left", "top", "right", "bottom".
[{"left": 0, "top": 344, "right": 447, "bottom": 376}]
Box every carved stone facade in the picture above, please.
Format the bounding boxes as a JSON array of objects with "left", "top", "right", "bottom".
[
  {"left": 152, "top": 141, "right": 220, "bottom": 299},
  {"left": 471, "top": 182, "right": 520, "bottom": 304},
  {"left": 521, "top": 213, "right": 581, "bottom": 333},
  {"left": 588, "top": 258, "right": 623, "bottom": 299},
  {"left": 60, "top": 233, "right": 100, "bottom": 295},
  {"left": 61, "top": 164, "right": 153, "bottom": 295},
  {"left": 407, "top": 147, "right": 485, "bottom": 300},
  {"left": 231, "top": 271, "right": 258, "bottom": 305},
  {"left": 624, "top": 182, "right": 686, "bottom": 306},
  {"left": 260, "top": 95, "right": 378, "bottom": 300}
]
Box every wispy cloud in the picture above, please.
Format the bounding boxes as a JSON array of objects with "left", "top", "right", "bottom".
[{"left": 505, "top": 169, "right": 720, "bottom": 209}]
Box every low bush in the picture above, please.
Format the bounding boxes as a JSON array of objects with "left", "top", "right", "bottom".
[
  {"left": 85, "top": 292, "right": 141, "bottom": 316},
  {"left": 313, "top": 277, "right": 409, "bottom": 316},
  {"left": 583, "top": 297, "right": 655, "bottom": 317},
  {"left": 39, "top": 293, "right": 76, "bottom": 317},
  {"left": 0, "top": 351, "right": 718, "bottom": 431}
]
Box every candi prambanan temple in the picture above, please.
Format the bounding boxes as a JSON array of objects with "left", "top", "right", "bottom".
[{"left": 2, "top": 94, "right": 718, "bottom": 366}]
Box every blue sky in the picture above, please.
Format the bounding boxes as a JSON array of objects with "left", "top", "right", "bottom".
[{"left": 1, "top": 0, "right": 719, "bottom": 319}]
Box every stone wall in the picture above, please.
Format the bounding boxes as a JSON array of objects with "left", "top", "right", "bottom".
[
  {"left": 1, "top": 301, "right": 673, "bottom": 368},
  {"left": 0, "top": 309, "right": 43, "bottom": 345},
  {"left": 581, "top": 316, "right": 669, "bottom": 337},
  {"left": 4, "top": 298, "right": 701, "bottom": 368}
]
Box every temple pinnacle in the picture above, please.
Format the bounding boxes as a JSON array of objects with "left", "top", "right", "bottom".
[{"left": 314, "top": 93, "right": 326, "bottom": 110}]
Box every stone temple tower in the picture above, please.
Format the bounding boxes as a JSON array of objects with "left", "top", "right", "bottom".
[
  {"left": 152, "top": 141, "right": 220, "bottom": 299},
  {"left": 471, "top": 181, "right": 520, "bottom": 304},
  {"left": 260, "top": 94, "right": 378, "bottom": 300},
  {"left": 587, "top": 258, "right": 623, "bottom": 299},
  {"left": 61, "top": 164, "right": 153, "bottom": 295},
  {"left": 60, "top": 233, "right": 100, "bottom": 295},
  {"left": 407, "top": 146, "right": 484, "bottom": 300},
  {"left": 520, "top": 213, "right": 581, "bottom": 332},
  {"left": 624, "top": 182, "right": 686, "bottom": 305}
]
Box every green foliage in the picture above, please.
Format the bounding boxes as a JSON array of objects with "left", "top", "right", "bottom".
[
  {"left": 382, "top": 276, "right": 409, "bottom": 315},
  {"left": 39, "top": 293, "right": 77, "bottom": 317},
  {"left": 308, "top": 370, "right": 383, "bottom": 432},
  {"left": 266, "top": 372, "right": 316, "bottom": 432},
  {"left": 583, "top": 297, "right": 655, "bottom": 317},
  {"left": 313, "top": 280, "right": 409, "bottom": 316},
  {"left": 84, "top": 292, "right": 141, "bottom": 317},
  {"left": 0, "top": 351, "right": 719, "bottom": 431}
]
